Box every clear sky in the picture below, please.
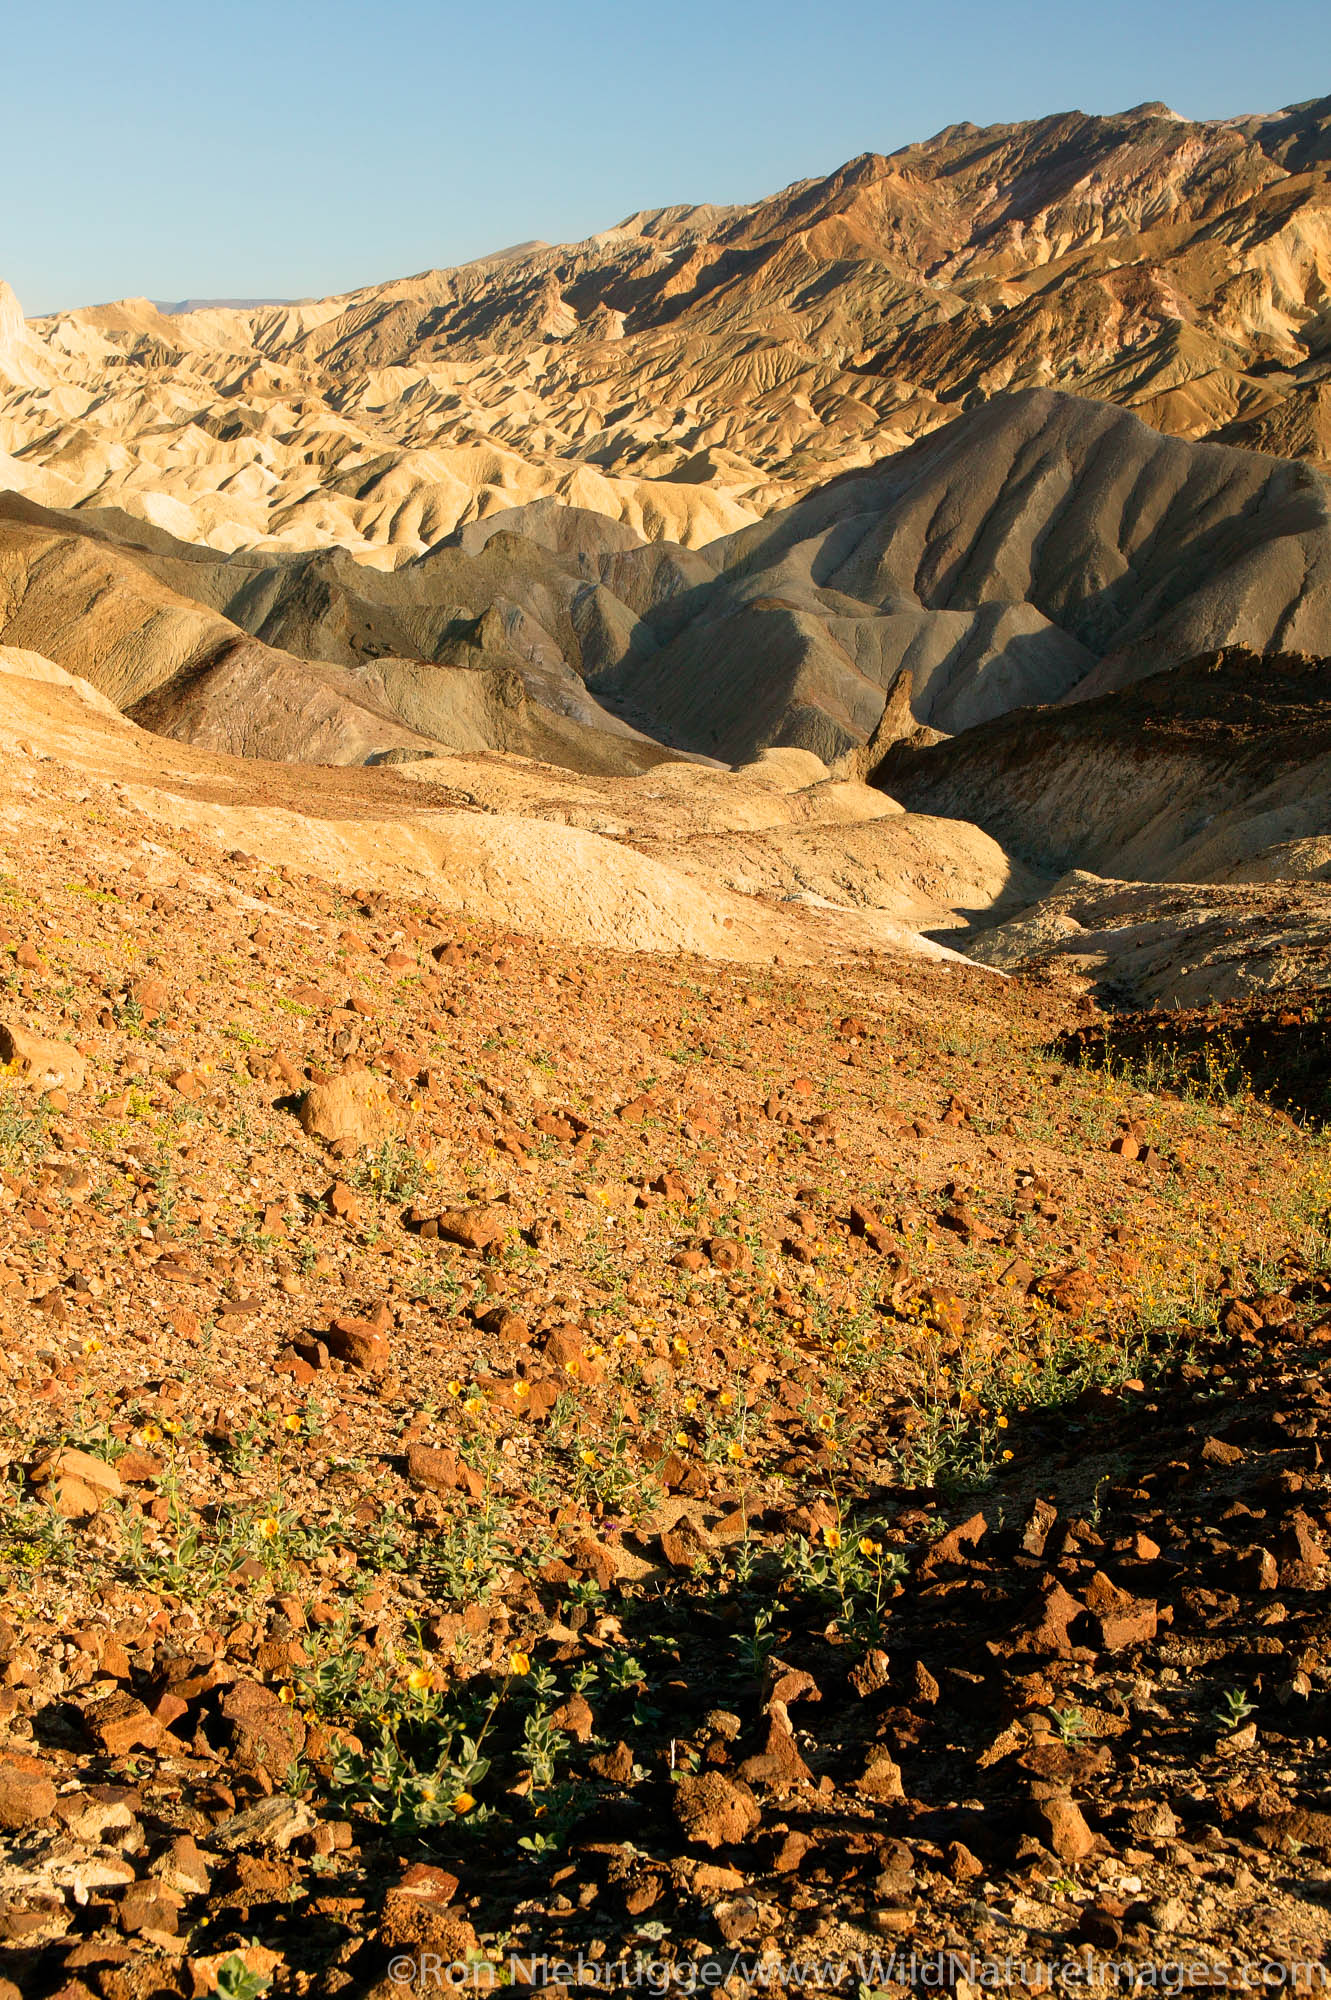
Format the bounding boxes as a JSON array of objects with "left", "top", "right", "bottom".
[{"left": 7, "top": 0, "right": 1328, "bottom": 312}]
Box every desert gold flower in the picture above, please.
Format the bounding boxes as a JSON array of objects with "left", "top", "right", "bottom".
[
  {"left": 509, "top": 1650, "right": 531, "bottom": 1677},
  {"left": 674, "top": 1430, "right": 689, "bottom": 1447},
  {"left": 512, "top": 1380, "right": 530, "bottom": 1402},
  {"left": 453, "top": 1791, "right": 476, "bottom": 1815},
  {"left": 446, "top": 1379, "right": 462, "bottom": 1398},
  {"left": 859, "top": 1536, "right": 881, "bottom": 1556},
  {"left": 406, "top": 1667, "right": 432, "bottom": 1694},
  {"left": 462, "top": 1395, "right": 485, "bottom": 1415},
  {"left": 140, "top": 1422, "right": 163, "bottom": 1443},
  {"left": 822, "top": 1525, "right": 842, "bottom": 1550},
  {"left": 683, "top": 1393, "right": 699, "bottom": 1413},
  {"left": 282, "top": 1412, "right": 302, "bottom": 1432},
  {"left": 579, "top": 1447, "right": 598, "bottom": 1467},
  {"left": 718, "top": 1389, "right": 734, "bottom": 1408},
  {"left": 257, "top": 1517, "right": 280, "bottom": 1542},
  {"left": 726, "top": 1440, "right": 744, "bottom": 1463}
]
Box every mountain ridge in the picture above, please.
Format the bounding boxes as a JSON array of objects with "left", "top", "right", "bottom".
[{"left": 3, "top": 96, "right": 1329, "bottom": 563}]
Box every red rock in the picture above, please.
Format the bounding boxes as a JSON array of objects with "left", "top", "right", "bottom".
[
  {"left": 405, "top": 1443, "right": 482, "bottom": 1499},
  {"left": 31, "top": 1445, "right": 123, "bottom": 1517},
  {"left": 429, "top": 1204, "right": 509, "bottom": 1252},
  {"left": 397, "top": 1861, "right": 460, "bottom": 1903},
  {"left": 130, "top": 977, "right": 169, "bottom": 1014},
  {"left": 80, "top": 1692, "right": 161, "bottom": 1758},
  {"left": 673, "top": 1772, "right": 760, "bottom": 1849},
  {"left": 590, "top": 1740, "right": 636, "bottom": 1784},
  {"left": 0, "top": 1021, "right": 87, "bottom": 1092},
  {"left": 1034, "top": 1794, "right": 1096, "bottom": 1863},
  {"left": 772, "top": 1829, "right": 813, "bottom": 1873},
  {"left": 660, "top": 1515, "right": 712, "bottom": 1569},
  {"left": 551, "top": 1694, "right": 594, "bottom": 1743},
  {"left": 922, "top": 1510, "right": 987, "bottom": 1569},
  {"left": 994, "top": 1577, "right": 1083, "bottom": 1658},
  {"left": 853, "top": 1747, "right": 905, "bottom": 1802},
  {"left": 1278, "top": 1510, "right": 1324, "bottom": 1584},
  {"left": 739, "top": 1715, "right": 813, "bottom": 1788},
  {"left": 478, "top": 1305, "right": 530, "bottom": 1345},
  {"left": 118, "top": 1878, "right": 182, "bottom": 1936},
  {"left": 542, "top": 1326, "right": 604, "bottom": 1384},
  {"left": 115, "top": 1449, "right": 163, "bottom": 1484},
  {"left": 569, "top": 1535, "right": 617, "bottom": 1589},
  {"left": 946, "top": 1840, "right": 985, "bottom": 1882},
  {"left": 299, "top": 1071, "right": 400, "bottom": 1150},
  {"left": 325, "top": 1315, "right": 389, "bottom": 1371},
  {"left": 0, "top": 1763, "right": 56, "bottom": 1828},
  {"left": 219, "top": 1679, "right": 306, "bottom": 1774},
  {"left": 326, "top": 1181, "right": 361, "bottom": 1222},
  {"left": 1080, "top": 1571, "right": 1157, "bottom": 1652}
]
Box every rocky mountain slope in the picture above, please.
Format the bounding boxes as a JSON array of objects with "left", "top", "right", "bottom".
[
  {"left": 2, "top": 659, "right": 1331, "bottom": 1997},
  {"left": 3, "top": 99, "right": 1331, "bottom": 562},
  {"left": 877, "top": 646, "right": 1331, "bottom": 884}
]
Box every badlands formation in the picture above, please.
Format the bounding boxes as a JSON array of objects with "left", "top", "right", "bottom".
[
  {"left": 1, "top": 97, "right": 1331, "bottom": 1999},
  {"left": 4, "top": 100, "right": 1331, "bottom": 561},
  {"left": 0, "top": 99, "right": 1330, "bottom": 996}
]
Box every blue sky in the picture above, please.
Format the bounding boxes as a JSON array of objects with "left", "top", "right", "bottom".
[{"left": 6, "top": 0, "right": 1328, "bottom": 311}]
